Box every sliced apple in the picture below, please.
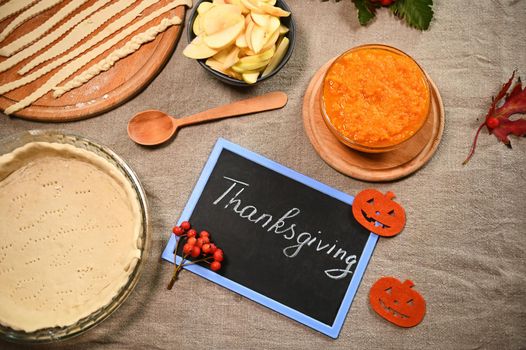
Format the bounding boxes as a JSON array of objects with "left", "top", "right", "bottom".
[
  {"left": 261, "top": 28, "right": 279, "bottom": 52},
  {"left": 261, "top": 36, "right": 288, "bottom": 77},
  {"left": 213, "top": 45, "right": 240, "bottom": 68},
  {"left": 260, "top": 3, "right": 290, "bottom": 17},
  {"left": 202, "top": 4, "right": 242, "bottom": 35},
  {"left": 224, "top": 46, "right": 241, "bottom": 68},
  {"left": 206, "top": 57, "right": 228, "bottom": 73},
  {"left": 242, "top": 72, "right": 260, "bottom": 84},
  {"left": 240, "top": 0, "right": 264, "bottom": 13},
  {"left": 204, "top": 20, "right": 245, "bottom": 50},
  {"left": 267, "top": 16, "right": 280, "bottom": 34},
  {"left": 238, "top": 46, "right": 275, "bottom": 64},
  {"left": 208, "top": 57, "right": 239, "bottom": 77},
  {"left": 251, "top": 12, "right": 269, "bottom": 27},
  {"left": 197, "top": 2, "right": 214, "bottom": 14},
  {"left": 183, "top": 36, "right": 219, "bottom": 59},
  {"left": 232, "top": 58, "right": 269, "bottom": 72},
  {"left": 250, "top": 25, "right": 266, "bottom": 53},
  {"left": 245, "top": 13, "right": 252, "bottom": 27},
  {"left": 245, "top": 20, "right": 255, "bottom": 51},
  {"left": 240, "top": 47, "right": 257, "bottom": 56},
  {"left": 274, "top": 33, "right": 284, "bottom": 48},
  {"left": 279, "top": 24, "right": 289, "bottom": 35},
  {"left": 213, "top": 0, "right": 226, "bottom": 4},
  {"left": 235, "top": 32, "right": 248, "bottom": 48},
  {"left": 226, "top": 68, "right": 243, "bottom": 79},
  {"left": 225, "top": 0, "right": 249, "bottom": 14},
  {"left": 215, "top": 52, "right": 229, "bottom": 65},
  {"left": 193, "top": 15, "right": 202, "bottom": 35}
]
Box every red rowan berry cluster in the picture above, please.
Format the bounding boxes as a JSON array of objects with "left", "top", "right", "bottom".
[{"left": 167, "top": 221, "right": 224, "bottom": 290}]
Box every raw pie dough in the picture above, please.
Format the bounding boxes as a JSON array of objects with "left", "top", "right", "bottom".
[
  {"left": 3, "top": 0, "right": 191, "bottom": 114},
  {"left": 53, "top": 16, "right": 183, "bottom": 98},
  {"left": 0, "top": 142, "right": 142, "bottom": 332},
  {"left": 0, "top": 0, "right": 64, "bottom": 45},
  {"left": 18, "top": 0, "right": 135, "bottom": 74},
  {"left": 0, "top": 0, "right": 101, "bottom": 72},
  {"left": 0, "top": 0, "right": 38, "bottom": 23},
  {"left": 0, "top": 0, "right": 169, "bottom": 96}
]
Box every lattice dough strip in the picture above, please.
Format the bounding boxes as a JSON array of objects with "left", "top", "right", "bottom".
[
  {"left": 0, "top": 0, "right": 39, "bottom": 23},
  {"left": 4, "top": 0, "right": 191, "bottom": 115},
  {"left": 0, "top": 0, "right": 93, "bottom": 63},
  {"left": 54, "top": 17, "right": 183, "bottom": 97},
  {"left": 0, "top": 0, "right": 164, "bottom": 95},
  {"left": 18, "top": 0, "right": 136, "bottom": 74},
  {"left": 0, "top": 0, "right": 65, "bottom": 48}
]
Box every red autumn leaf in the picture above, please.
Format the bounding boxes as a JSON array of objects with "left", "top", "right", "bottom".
[{"left": 463, "top": 71, "right": 526, "bottom": 164}]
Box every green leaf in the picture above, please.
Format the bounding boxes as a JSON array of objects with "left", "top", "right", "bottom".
[
  {"left": 391, "top": 0, "right": 434, "bottom": 31},
  {"left": 352, "top": 0, "right": 376, "bottom": 26}
]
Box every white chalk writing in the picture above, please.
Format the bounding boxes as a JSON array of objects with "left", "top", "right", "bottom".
[{"left": 213, "top": 176, "right": 358, "bottom": 280}]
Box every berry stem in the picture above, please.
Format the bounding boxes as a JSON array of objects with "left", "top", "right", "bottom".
[
  {"left": 172, "top": 237, "right": 183, "bottom": 273},
  {"left": 167, "top": 255, "right": 213, "bottom": 290},
  {"left": 167, "top": 256, "right": 187, "bottom": 290},
  {"left": 167, "top": 274, "right": 177, "bottom": 290},
  {"left": 175, "top": 255, "right": 188, "bottom": 274},
  {"left": 179, "top": 257, "right": 214, "bottom": 267},
  {"left": 172, "top": 236, "right": 181, "bottom": 255},
  {"left": 167, "top": 238, "right": 185, "bottom": 290}
]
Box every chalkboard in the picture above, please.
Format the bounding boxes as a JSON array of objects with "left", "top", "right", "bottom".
[{"left": 162, "top": 139, "right": 378, "bottom": 338}]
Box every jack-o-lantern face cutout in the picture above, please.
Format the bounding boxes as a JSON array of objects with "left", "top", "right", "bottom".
[
  {"left": 369, "top": 277, "right": 426, "bottom": 328},
  {"left": 352, "top": 189, "right": 406, "bottom": 237}
]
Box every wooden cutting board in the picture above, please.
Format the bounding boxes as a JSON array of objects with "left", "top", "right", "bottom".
[
  {"left": 0, "top": 1, "right": 186, "bottom": 122},
  {"left": 303, "top": 58, "right": 445, "bottom": 182}
]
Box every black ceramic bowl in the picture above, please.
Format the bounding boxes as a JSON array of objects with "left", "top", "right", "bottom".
[{"left": 187, "top": 0, "right": 296, "bottom": 87}]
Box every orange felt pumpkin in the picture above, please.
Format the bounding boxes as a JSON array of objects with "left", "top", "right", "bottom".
[
  {"left": 352, "top": 189, "right": 406, "bottom": 237},
  {"left": 369, "top": 277, "right": 426, "bottom": 328}
]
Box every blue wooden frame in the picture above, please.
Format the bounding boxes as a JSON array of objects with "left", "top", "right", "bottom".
[{"left": 162, "top": 138, "right": 378, "bottom": 338}]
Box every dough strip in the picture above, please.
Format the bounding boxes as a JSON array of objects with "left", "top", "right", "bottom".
[
  {"left": 54, "top": 17, "right": 183, "bottom": 97},
  {"left": 0, "top": 0, "right": 65, "bottom": 48},
  {"left": 0, "top": 0, "right": 107, "bottom": 74},
  {"left": 0, "top": 0, "right": 164, "bottom": 95},
  {"left": 4, "top": 0, "right": 192, "bottom": 115},
  {"left": 0, "top": 0, "right": 38, "bottom": 23},
  {"left": 18, "top": 0, "right": 136, "bottom": 74}
]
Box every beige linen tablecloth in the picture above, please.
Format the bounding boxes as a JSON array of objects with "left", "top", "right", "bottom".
[{"left": 1, "top": 1, "right": 525, "bottom": 349}]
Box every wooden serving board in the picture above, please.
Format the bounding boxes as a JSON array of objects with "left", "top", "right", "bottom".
[
  {"left": 0, "top": 1, "right": 186, "bottom": 122},
  {"left": 303, "top": 59, "right": 445, "bottom": 182}
]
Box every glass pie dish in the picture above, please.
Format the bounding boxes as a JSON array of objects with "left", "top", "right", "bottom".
[{"left": 0, "top": 130, "right": 150, "bottom": 344}]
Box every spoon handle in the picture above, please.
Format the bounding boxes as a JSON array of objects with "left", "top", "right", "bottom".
[{"left": 175, "top": 91, "right": 288, "bottom": 127}]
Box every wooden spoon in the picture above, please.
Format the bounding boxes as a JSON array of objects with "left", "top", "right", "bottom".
[{"left": 127, "top": 91, "right": 288, "bottom": 146}]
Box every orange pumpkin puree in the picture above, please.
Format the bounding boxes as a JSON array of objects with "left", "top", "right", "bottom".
[{"left": 322, "top": 47, "right": 430, "bottom": 148}]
